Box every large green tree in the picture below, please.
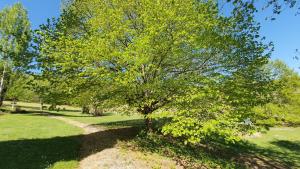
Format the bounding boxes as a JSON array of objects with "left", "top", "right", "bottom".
[
  {"left": 0, "top": 3, "right": 31, "bottom": 106},
  {"left": 36, "top": 0, "right": 273, "bottom": 143}
]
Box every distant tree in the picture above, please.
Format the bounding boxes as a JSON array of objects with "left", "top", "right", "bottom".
[
  {"left": 252, "top": 60, "right": 300, "bottom": 126},
  {"left": 0, "top": 3, "right": 31, "bottom": 106},
  {"left": 5, "top": 73, "right": 37, "bottom": 110}
]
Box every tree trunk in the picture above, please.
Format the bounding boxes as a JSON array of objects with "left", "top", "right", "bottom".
[
  {"left": 11, "top": 99, "right": 16, "bottom": 111},
  {"left": 49, "top": 104, "right": 57, "bottom": 111},
  {"left": 139, "top": 106, "right": 154, "bottom": 132},
  {"left": 0, "top": 64, "right": 7, "bottom": 107},
  {"left": 40, "top": 99, "right": 44, "bottom": 111},
  {"left": 145, "top": 115, "right": 153, "bottom": 132},
  {"left": 89, "top": 104, "right": 103, "bottom": 116},
  {"left": 82, "top": 105, "right": 89, "bottom": 114}
]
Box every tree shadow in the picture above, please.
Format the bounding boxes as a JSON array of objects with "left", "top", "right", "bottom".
[
  {"left": 0, "top": 135, "right": 81, "bottom": 169},
  {"left": 7, "top": 110, "right": 88, "bottom": 118},
  {"left": 133, "top": 132, "right": 300, "bottom": 169},
  {"left": 270, "top": 140, "right": 300, "bottom": 152},
  {"left": 232, "top": 140, "right": 300, "bottom": 169},
  {"left": 91, "top": 117, "right": 171, "bottom": 129},
  {"left": 0, "top": 127, "right": 140, "bottom": 169},
  {"left": 80, "top": 127, "right": 141, "bottom": 158},
  {"left": 56, "top": 112, "right": 115, "bottom": 117},
  {"left": 36, "top": 111, "right": 115, "bottom": 118},
  {"left": 91, "top": 119, "right": 145, "bottom": 128}
]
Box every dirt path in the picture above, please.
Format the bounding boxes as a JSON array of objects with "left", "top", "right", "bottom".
[
  {"left": 50, "top": 116, "right": 182, "bottom": 169},
  {"left": 51, "top": 116, "right": 102, "bottom": 134}
]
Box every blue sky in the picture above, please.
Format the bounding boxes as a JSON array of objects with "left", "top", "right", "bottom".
[
  {"left": 0, "top": 0, "right": 61, "bottom": 29},
  {"left": 256, "top": 5, "right": 300, "bottom": 73},
  {"left": 0, "top": 0, "right": 299, "bottom": 73}
]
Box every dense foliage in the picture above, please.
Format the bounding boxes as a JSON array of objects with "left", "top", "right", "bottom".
[
  {"left": 0, "top": 3, "right": 32, "bottom": 105},
  {"left": 254, "top": 60, "right": 300, "bottom": 126},
  {"left": 32, "top": 0, "right": 279, "bottom": 144}
]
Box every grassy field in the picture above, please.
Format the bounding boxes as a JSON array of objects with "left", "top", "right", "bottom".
[
  {"left": 2, "top": 101, "right": 81, "bottom": 112},
  {"left": 0, "top": 102, "right": 145, "bottom": 169},
  {"left": 3, "top": 101, "right": 144, "bottom": 129},
  {"left": 246, "top": 127, "right": 300, "bottom": 168},
  {"left": 0, "top": 113, "right": 83, "bottom": 169},
  {"left": 48, "top": 111, "right": 144, "bottom": 129},
  {"left": 1, "top": 101, "right": 300, "bottom": 169},
  {"left": 49, "top": 107, "right": 300, "bottom": 168}
]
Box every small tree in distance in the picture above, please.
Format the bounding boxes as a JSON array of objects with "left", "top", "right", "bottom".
[{"left": 0, "top": 3, "right": 31, "bottom": 106}]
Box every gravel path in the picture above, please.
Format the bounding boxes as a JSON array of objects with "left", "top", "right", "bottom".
[{"left": 50, "top": 116, "right": 182, "bottom": 169}]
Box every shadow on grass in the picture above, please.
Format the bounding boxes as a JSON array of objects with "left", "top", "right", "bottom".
[
  {"left": 6, "top": 110, "right": 90, "bottom": 118},
  {"left": 133, "top": 133, "right": 300, "bottom": 169},
  {"left": 90, "top": 117, "right": 170, "bottom": 129},
  {"left": 91, "top": 119, "right": 145, "bottom": 128},
  {"left": 4, "top": 109, "right": 297, "bottom": 168},
  {"left": 0, "top": 127, "right": 140, "bottom": 169},
  {"left": 270, "top": 140, "right": 300, "bottom": 152},
  {"left": 231, "top": 140, "right": 300, "bottom": 169},
  {"left": 35, "top": 111, "right": 115, "bottom": 118}
]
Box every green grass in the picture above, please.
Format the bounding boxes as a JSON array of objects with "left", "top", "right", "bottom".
[
  {"left": 246, "top": 127, "right": 300, "bottom": 168},
  {"left": 0, "top": 102, "right": 144, "bottom": 169},
  {"left": 49, "top": 111, "right": 144, "bottom": 129},
  {"left": 0, "top": 113, "right": 83, "bottom": 169},
  {"left": 3, "top": 100, "right": 144, "bottom": 128},
  {"left": 3, "top": 101, "right": 81, "bottom": 112},
  {"left": 1, "top": 101, "right": 300, "bottom": 169}
]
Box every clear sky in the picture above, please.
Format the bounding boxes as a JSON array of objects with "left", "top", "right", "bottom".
[
  {"left": 256, "top": 5, "right": 300, "bottom": 73},
  {"left": 0, "top": 0, "right": 61, "bottom": 29},
  {"left": 0, "top": 0, "right": 299, "bottom": 73}
]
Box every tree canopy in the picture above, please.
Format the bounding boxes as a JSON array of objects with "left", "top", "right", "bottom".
[
  {"left": 32, "top": 0, "right": 280, "bottom": 143},
  {"left": 0, "top": 3, "right": 31, "bottom": 106}
]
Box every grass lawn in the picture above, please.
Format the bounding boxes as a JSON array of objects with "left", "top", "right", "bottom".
[
  {"left": 0, "top": 113, "right": 83, "bottom": 169},
  {"left": 246, "top": 127, "right": 300, "bottom": 168},
  {"left": 3, "top": 101, "right": 145, "bottom": 129},
  {"left": 49, "top": 110, "right": 144, "bottom": 129},
  {"left": 2, "top": 101, "right": 81, "bottom": 112},
  {"left": 1, "top": 101, "right": 300, "bottom": 169}
]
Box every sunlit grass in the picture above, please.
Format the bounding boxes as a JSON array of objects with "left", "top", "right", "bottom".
[
  {"left": 50, "top": 111, "right": 144, "bottom": 129},
  {"left": 0, "top": 113, "right": 83, "bottom": 169}
]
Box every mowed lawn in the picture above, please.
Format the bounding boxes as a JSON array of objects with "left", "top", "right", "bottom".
[
  {"left": 247, "top": 127, "right": 300, "bottom": 168},
  {"left": 49, "top": 111, "right": 144, "bottom": 129},
  {"left": 1, "top": 102, "right": 300, "bottom": 169},
  {"left": 3, "top": 101, "right": 144, "bottom": 129},
  {"left": 0, "top": 113, "right": 83, "bottom": 169}
]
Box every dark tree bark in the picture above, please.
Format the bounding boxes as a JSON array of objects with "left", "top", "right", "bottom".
[
  {"left": 82, "top": 105, "right": 89, "bottom": 114},
  {"left": 0, "top": 64, "right": 7, "bottom": 107},
  {"left": 89, "top": 104, "right": 103, "bottom": 116},
  {"left": 145, "top": 115, "right": 153, "bottom": 132},
  {"left": 138, "top": 105, "right": 155, "bottom": 132}
]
